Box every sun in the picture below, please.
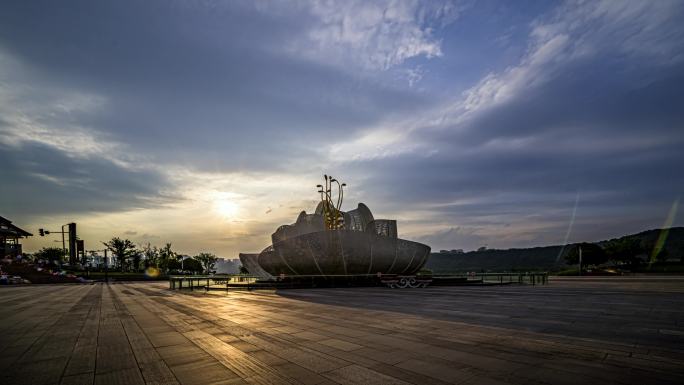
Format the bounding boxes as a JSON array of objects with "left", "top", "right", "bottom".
[{"left": 214, "top": 197, "right": 240, "bottom": 219}]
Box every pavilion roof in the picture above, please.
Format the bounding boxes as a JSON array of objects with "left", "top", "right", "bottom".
[{"left": 0, "top": 216, "right": 33, "bottom": 237}]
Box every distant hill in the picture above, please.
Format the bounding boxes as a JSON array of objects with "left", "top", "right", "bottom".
[{"left": 425, "top": 227, "right": 684, "bottom": 273}]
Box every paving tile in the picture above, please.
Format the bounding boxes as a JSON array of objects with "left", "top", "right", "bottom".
[
  {"left": 322, "top": 364, "right": 412, "bottom": 385},
  {"left": 271, "top": 362, "right": 329, "bottom": 385},
  {"left": 3, "top": 279, "right": 684, "bottom": 385},
  {"left": 60, "top": 373, "right": 94, "bottom": 385},
  {"left": 395, "top": 358, "right": 475, "bottom": 384},
  {"left": 169, "top": 360, "right": 239, "bottom": 385},
  {"left": 318, "top": 338, "right": 363, "bottom": 352},
  {"left": 249, "top": 350, "right": 289, "bottom": 366},
  {"left": 94, "top": 368, "right": 145, "bottom": 385}
]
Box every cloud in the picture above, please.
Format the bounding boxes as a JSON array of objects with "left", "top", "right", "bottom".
[
  {"left": 414, "top": 226, "right": 487, "bottom": 252},
  {"left": 0, "top": 1, "right": 442, "bottom": 176},
  {"left": 330, "top": 0, "right": 684, "bottom": 247},
  {"left": 0, "top": 46, "right": 176, "bottom": 220},
  {"left": 3, "top": 0, "right": 683, "bottom": 257},
  {"left": 290, "top": 0, "right": 458, "bottom": 71}
]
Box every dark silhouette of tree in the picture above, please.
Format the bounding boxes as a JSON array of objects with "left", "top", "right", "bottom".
[
  {"left": 565, "top": 243, "right": 608, "bottom": 267},
  {"left": 604, "top": 238, "right": 643, "bottom": 267},
  {"left": 654, "top": 248, "right": 669, "bottom": 263},
  {"left": 103, "top": 238, "right": 137, "bottom": 272},
  {"left": 34, "top": 247, "right": 66, "bottom": 263},
  {"left": 141, "top": 242, "right": 159, "bottom": 268},
  {"left": 239, "top": 265, "right": 249, "bottom": 274},
  {"left": 132, "top": 251, "right": 142, "bottom": 272},
  {"left": 194, "top": 252, "right": 218, "bottom": 274},
  {"left": 158, "top": 243, "right": 175, "bottom": 273},
  {"left": 182, "top": 258, "right": 202, "bottom": 273}
]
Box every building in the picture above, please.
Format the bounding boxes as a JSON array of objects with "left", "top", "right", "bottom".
[{"left": 0, "top": 216, "right": 32, "bottom": 259}]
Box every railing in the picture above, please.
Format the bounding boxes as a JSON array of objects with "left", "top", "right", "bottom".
[
  {"left": 434, "top": 272, "right": 549, "bottom": 285},
  {"left": 168, "top": 275, "right": 259, "bottom": 291},
  {"left": 168, "top": 272, "right": 548, "bottom": 291}
]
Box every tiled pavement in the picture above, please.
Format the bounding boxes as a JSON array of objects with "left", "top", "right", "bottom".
[{"left": 1, "top": 277, "right": 683, "bottom": 385}]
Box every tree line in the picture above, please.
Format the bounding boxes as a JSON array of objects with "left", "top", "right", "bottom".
[
  {"left": 33, "top": 237, "right": 220, "bottom": 275},
  {"left": 564, "top": 236, "right": 674, "bottom": 269},
  {"left": 102, "top": 238, "right": 219, "bottom": 274}
]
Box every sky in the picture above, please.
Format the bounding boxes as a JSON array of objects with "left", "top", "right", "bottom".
[{"left": 1, "top": 0, "right": 683, "bottom": 257}]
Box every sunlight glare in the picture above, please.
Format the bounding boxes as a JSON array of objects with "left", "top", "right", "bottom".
[{"left": 213, "top": 193, "right": 241, "bottom": 220}]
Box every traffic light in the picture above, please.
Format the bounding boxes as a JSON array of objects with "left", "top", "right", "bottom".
[{"left": 39, "top": 228, "right": 44, "bottom": 236}]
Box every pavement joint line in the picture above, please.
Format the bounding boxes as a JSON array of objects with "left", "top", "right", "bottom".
[
  {"left": 117, "top": 284, "right": 302, "bottom": 385},
  {"left": 108, "top": 283, "right": 182, "bottom": 385}
]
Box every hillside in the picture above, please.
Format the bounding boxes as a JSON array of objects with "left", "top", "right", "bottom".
[{"left": 425, "top": 227, "right": 684, "bottom": 273}]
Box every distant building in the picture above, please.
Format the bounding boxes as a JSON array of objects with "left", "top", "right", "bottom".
[
  {"left": 439, "top": 250, "right": 449, "bottom": 253},
  {"left": 0, "top": 216, "right": 32, "bottom": 259},
  {"left": 214, "top": 258, "right": 241, "bottom": 274},
  {"left": 451, "top": 249, "right": 464, "bottom": 254}
]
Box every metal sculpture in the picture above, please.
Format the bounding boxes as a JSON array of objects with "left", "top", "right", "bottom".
[
  {"left": 316, "top": 175, "right": 346, "bottom": 230},
  {"left": 242, "top": 176, "right": 432, "bottom": 288}
]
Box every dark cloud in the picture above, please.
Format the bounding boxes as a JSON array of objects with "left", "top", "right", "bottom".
[
  {"left": 0, "top": 141, "right": 176, "bottom": 218},
  {"left": 0, "top": 0, "right": 435, "bottom": 173}
]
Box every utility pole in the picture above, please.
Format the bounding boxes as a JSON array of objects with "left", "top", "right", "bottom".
[
  {"left": 578, "top": 246, "right": 582, "bottom": 276},
  {"left": 61, "top": 225, "right": 66, "bottom": 256},
  {"left": 39, "top": 225, "right": 72, "bottom": 263},
  {"left": 104, "top": 248, "right": 108, "bottom": 283}
]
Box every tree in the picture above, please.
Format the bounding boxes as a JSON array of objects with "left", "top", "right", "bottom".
[
  {"left": 194, "top": 252, "right": 218, "bottom": 274},
  {"left": 158, "top": 243, "right": 175, "bottom": 273},
  {"left": 654, "top": 249, "right": 669, "bottom": 263},
  {"left": 182, "top": 258, "right": 203, "bottom": 274},
  {"left": 131, "top": 251, "right": 143, "bottom": 272},
  {"left": 565, "top": 243, "right": 608, "bottom": 267},
  {"left": 103, "top": 237, "right": 137, "bottom": 272},
  {"left": 604, "top": 238, "right": 643, "bottom": 265},
  {"left": 239, "top": 265, "right": 249, "bottom": 274},
  {"left": 141, "top": 243, "right": 159, "bottom": 268},
  {"left": 34, "top": 247, "right": 66, "bottom": 263}
]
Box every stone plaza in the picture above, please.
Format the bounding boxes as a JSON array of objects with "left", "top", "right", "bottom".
[{"left": 1, "top": 277, "right": 683, "bottom": 385}]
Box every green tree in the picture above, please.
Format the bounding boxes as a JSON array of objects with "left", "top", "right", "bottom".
[
  {"left": 34, "top": 247, "right": 66, "bottom": 263},
  {"left": 103, "top": 237, "right": 137, "bottom": 272},
  {"left": 565, "top": 243, "right": 608, "bottom": 267},
  {"left": 194, "top": 252, "right": 218, "bottom": 274}
]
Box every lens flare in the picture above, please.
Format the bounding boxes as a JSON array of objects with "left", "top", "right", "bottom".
[
  {"left": 556, "top": 192, "right": 580, "bottom": 263},
  {"left": 145, "top": 266, "right": 161, "bottom": 278},
  {"left": 650, "top": 197, "right": 680, "bottom": 265}
]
